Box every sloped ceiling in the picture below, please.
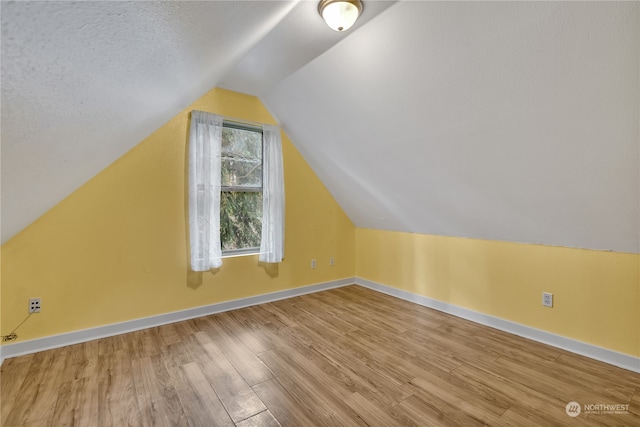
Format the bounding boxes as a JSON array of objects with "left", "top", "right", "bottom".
[
  {"left": 2, "top": 1, "right": 639, "bottom": 254},
  {"left": 218, "top": 0, "right": 396, "bottom": 96},
  {"left": 264, "top": 1, "right": 640, "bottom": 253},
  {"left": 0, "top": 0, "right": 393, "bottom": 243},
  {"left": 0, "top": 0, "right": 294, "bottom": 243}
]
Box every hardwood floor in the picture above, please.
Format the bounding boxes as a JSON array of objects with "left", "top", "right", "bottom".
[{"left": 1, "top": 285, "right": 639, "bottom": 426}]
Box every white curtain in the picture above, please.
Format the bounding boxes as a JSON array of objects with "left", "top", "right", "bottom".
[
  {"left": 188, "top": 111, "right": 223, "bottom": 271},
  {"left": 260, "top": 125, "right": 285, "bottom": 263}
]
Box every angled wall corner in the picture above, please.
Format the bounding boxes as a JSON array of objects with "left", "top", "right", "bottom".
[{"left": 0, "top": 87, "right": 355, "bottom": 344}]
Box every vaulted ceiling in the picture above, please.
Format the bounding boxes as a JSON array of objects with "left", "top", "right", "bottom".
[{"left": 2, "top": 1, "right": 638, "bottom": 253}]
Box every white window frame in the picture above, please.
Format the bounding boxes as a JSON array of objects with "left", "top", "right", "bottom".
[{"left": 220, "top": 121, "right": 263, "bottom": 257}]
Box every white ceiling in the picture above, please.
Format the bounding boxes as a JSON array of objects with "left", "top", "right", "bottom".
[
  {"left": 219, "top": 0, "right": 396, "bottom": 96},
  {"left": 0, "top": 0, "right": 393, "bottom": 244},
  {"left": 264, "top": 1, "right": 640, "bottom": 253},
  {"left": 2, "top": 1, "right": 639, "bottom": 253},
  {"left": 0, "top": 0, "right": 294, "bottom": 243}
]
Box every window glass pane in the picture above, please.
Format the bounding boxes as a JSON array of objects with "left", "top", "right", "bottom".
[
  {"left": 220, "top": 191, "right": 262, "bottom": 252},
  {"left": 221, "top": 127, "right": 262, "bottom": 188}
]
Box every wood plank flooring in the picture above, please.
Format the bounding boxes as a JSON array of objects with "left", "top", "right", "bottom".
[{"left": 1, "top": 285, "right": 639, "bottom": 426}]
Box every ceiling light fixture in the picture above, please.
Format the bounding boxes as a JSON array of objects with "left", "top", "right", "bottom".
[{"left": 318, "top": 0, "right": 363, "bottom": 32}]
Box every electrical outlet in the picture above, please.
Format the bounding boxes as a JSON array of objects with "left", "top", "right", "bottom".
[
  {"left": 542, "top": 292, "right": 553, "bottom": 308},
  {"left": 311, "top": 259, "right": 317, "bottom": 269},
  {"left": 29, "top": 298, "right": 41, "bottom": 313},
  {"left": 329, "top": 257, "right": 335, "bottom": 266}
]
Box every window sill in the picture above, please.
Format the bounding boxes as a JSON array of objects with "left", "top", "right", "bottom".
[{"left": 222, "top": 251, "right": 259, "bottom": 259}]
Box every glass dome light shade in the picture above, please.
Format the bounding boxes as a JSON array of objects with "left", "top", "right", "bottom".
[{"left": 318, "top": 0, "right": 363, "bottom": 32}]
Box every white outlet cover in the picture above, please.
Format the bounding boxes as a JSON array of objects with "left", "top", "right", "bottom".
[
  {"left": 542, "top": 292, "right": 553, "bottom": 308},
  {"left": 29, "top": 297, "right": 41, "bottom": 313}
]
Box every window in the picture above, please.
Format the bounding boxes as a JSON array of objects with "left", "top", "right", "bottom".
[
  {"left": 189, "top": 110, "right": 284, "bottom": 270},
  {"left": 220, "top": 122, "right": 263, "bottom": 255}
]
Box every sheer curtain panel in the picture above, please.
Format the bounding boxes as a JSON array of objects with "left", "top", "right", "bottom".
[
  {"left": 259, "top": 125, "right": 285, "bottom": 263},
  {"left": 189, "top": 111, "right": 223, "bottom": 271}
]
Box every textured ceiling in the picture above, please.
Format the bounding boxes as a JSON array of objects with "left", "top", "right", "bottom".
[
  {"left": 0, "top": 0, "right": 393, "bottom": 243},
  {"left": 2, "top": 1, "right": 639, "bottom": 253},
  {"left": 0, "top": 0, "right": 296, "bottom": 243},
  {"left": 264, "top": 1, "right": 640, "bottom": 253}
]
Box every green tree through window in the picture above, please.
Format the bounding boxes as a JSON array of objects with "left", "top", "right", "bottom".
[{"left": 220, "top": 123, "right": 263, "bottom": 254}]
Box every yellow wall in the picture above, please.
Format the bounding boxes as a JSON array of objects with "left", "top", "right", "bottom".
[
  {"left": 2, "top": 87, "right": 637, "bottom": 362},
  {"left": 356, "top": 228, "right": 639, "bottom": 357},
  {"left": 0, "top": 88, "right": 355, "bottom": 343}
]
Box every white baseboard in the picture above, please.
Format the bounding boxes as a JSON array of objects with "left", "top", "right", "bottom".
[
  {"left": 0, "top": 278, "right": 355, "bottom": 363},
  {"left": 4, "top": 276, "right": 638, "bottom": 374},
  {"left": 355, "top": 277, "right": 640, "bottom": 373}
]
